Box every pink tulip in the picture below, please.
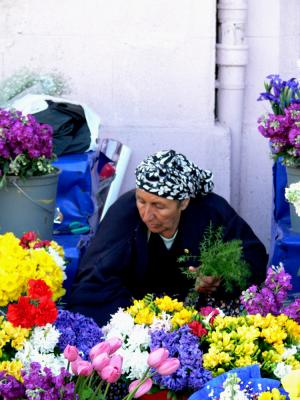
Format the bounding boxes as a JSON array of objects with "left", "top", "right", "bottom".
[
  {"left": 100, "top": 354, "right": 123, "bottom": 383},
  {"left": 147, "top": 348, "right": 169, "bottom": 368},
  {"left": 128, "top": 378, "right": 153, "bottom": 398},
  {"left": 92, "top": 352, "right": 110, "bottom": 373},
  {"left": 156, "top": 357, "right": 180, "bottom": 376},
  {"left": 71, "top": 355, "right": 83, "bottom": 374},
  {"left": 109, "top": 354, "right": 123, "bottom": 370},
  {"left": 89, "top": 341, "right": 111, "bottom": 360},
  {"left": 63, "top": 345, "right": 79, "bottom": 362},
  {"left": 106, "top": 337, "right": 122, "bottom": 354},
  {"left": 76, "top": 360, "right": 93, "bottom": 376}
]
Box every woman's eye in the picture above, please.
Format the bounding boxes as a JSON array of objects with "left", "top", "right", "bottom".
[{"left": 155, "top": 204, "right": 165, "bottom": 210}]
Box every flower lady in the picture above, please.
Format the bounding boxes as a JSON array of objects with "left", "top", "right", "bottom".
[{"left": 68, "top": 150, "right": 268, "bottom": 326}]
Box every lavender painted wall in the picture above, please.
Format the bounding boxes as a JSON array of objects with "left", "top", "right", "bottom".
[{"left": 1, "top": 0, "right": 299, "bottom": 248}]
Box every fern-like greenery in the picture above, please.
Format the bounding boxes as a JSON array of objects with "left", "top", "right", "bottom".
[{"left": 179, "top": 223, "right": 251, "bottom": 294}]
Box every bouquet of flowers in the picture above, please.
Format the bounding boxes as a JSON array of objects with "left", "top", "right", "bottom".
[
  {"left": 285, "top": 181, "right": 300, "bottom": 217},
  {"left": 102, "top": 295, "right": 213, "bottom": 399},
  {"left": 257, "top": 74, "right": 300, "bottom": 166},
  {"left": 0, "top": 108, "right": 56, "bottom": 187},
  {"left": 0, "top": 232, "right": 184, "bottom": 400}
]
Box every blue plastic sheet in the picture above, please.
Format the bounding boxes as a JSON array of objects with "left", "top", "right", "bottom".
[
  {"left": 270, "top": 161, "right": 300, "bottom": 297},
  {"left": 53, "top": 152, "right": 96, "bottom": 229},
  {"left": 188, "top": 365, "right": 289, "bottom": 400}
]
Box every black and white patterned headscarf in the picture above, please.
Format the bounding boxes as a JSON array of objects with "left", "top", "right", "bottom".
[{"left": 135, "top": 150, "right": 214, "bottom": 200}]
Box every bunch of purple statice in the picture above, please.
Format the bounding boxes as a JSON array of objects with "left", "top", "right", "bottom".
[
  {"left": 0, "top": 362, "right": 75, "bottom": 400},
  {"left": 54, "top": 309, "right": 104, "bottom": 360},
  {"left": 150, "top": 325, "right": 212, "bottom": 395},
  {"left": 257, "top": 74, "right": 300, "bottom": 166},
  {"left": 0, "top": 108, "right": 56, "bottom": 187},
  {"left": 240, "top": 264, "right": 300, "bottom": 322}
]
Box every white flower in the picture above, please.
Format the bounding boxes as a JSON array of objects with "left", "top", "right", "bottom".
[
  {"left": 150, "top": 311, "right": 172, "bottom": 332},
  {"left": 14, "top": 324, "right": 67, "bottom": 375},
  {"left": 47, "top": 246, "right": 67, "bottom": 272},
  {"left": 102, "top": 308, "right": 135, "bottom": 337},
  {"left": 120, "top": 348, "right": 149, "bottom": 380},
  {"left": 282, "top": 345, "right": 298, "bottom": 359},
  {"left": 126, "top": 324, "right": 150, "bottom": 350},
  {"left": 29, "top": 324, "right": 60, "bottom": 353},
  {"left": 274, "top": 362, "right": 293, "bottom": 379},
  {"left": 285, "top": 182, "right": 300, "bottom": 216}
]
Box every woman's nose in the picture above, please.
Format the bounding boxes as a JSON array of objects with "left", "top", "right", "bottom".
[{"left": 142, "top": 205, "right": 154, "bottom": 221}]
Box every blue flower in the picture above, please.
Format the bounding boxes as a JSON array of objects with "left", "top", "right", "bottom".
[
  {"left": 54, "top": 309, "right": 104, "bottom": 359},
  {"left": 150, "top": 325, "right": 212, "bottom": 392}
]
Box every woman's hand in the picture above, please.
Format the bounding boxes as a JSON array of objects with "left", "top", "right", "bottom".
[{"left": 188, "top": 266, "right": 221, "bottom": 295}]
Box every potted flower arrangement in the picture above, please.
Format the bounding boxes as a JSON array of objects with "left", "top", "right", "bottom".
[
  {"left": 257, "top": 74, "right": 300, "bottom": 167},
  {"left": 257, "top": 74, "right": 300, "bottom": 231},
  {"left": 0, "top": 107, "right": 59, "bottom": 239}
]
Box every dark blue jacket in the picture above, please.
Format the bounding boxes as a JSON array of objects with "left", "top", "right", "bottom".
[{"left": 67, "top": 190, "right": 268, "bottom": 326}]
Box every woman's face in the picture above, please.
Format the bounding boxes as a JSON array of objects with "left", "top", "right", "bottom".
[{"left": 136, "top": 189, "right": 189, "bottom": 238}]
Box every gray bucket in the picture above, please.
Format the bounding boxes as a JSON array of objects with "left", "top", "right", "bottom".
[{"left": 0, "top": 169, "right": 60, "bottom": 240}]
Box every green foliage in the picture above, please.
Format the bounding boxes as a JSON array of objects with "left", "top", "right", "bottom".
[{"left": 179, "top": 223, "right": 251, "bottom": 294}]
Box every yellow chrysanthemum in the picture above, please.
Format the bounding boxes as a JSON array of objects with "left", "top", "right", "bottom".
[
  {"left": 171, "top": 308, "right": 195, "bottom": 328},
  {"left": 258, "top": 388, "right": 286, "bottom": 400},
  {"left": 0, "top": 232, "right": 66, "bottom": 305},
  {"left": 127, "top": 299, "right": 146, "bottom": 316},
  {"left": 0, "top": 360, "right": 24, "bottom": 381},
  {"left": 133, "top": 308, "right": 155, "bottom": 325},
  {"left": 0, "top": 321, "right": 30, "bottom": 351},
  {"left": 154, "top": 296, "right": 184, "bottom": 312}
]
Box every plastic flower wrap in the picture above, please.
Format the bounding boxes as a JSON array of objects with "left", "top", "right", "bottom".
[
  {"left": 202, "top": 313, "right": 300, "bottom": 378},
  {"left": 0, "top": 231, "right": 66, "bottom": 305},
  {"left": 188, "top": 365, "right": 290, "bottom": 400},
  {"left": 257, "top": 74, "right": 300, "bottom": 166}
]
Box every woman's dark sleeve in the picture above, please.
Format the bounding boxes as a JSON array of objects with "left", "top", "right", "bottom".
[
  {"left": 66, "top": 191, "right": 138, "bottom": 327},
  {"left": 215, "top": 196, "right": 268, "bottom": 286}
]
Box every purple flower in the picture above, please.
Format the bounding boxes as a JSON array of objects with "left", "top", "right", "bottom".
[
  {"left": 282, "top": 298, "right": 300, "bottom": 323},
  {"left": 150, "top": 325, "right": 212, "bottom": 392},
  {"left": 20, "top": 362, "right": 76, "bottom": 400},
  {"left": 0, "top": 108, "right": 55, "bottom": 187},
  {"left": 54, "top": 309, "right": 104, "bottom": 359},
  {"left": 0, "top": 371, "right": 25, "bottom": 399},
  {"left": 240, "top": 265, "right": 298, "bottom": 319}
]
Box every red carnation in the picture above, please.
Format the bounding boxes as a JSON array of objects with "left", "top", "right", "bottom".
[
  {"left": 188, "top": 320, "right": 208, "bottom": 337},
  {"left": 19, "top": 230, "right": 38, "bottom": 248},
  {"left": 33, "top": 240, "right": 51, "bottom": 249},
  {"left": 7, "top": 296, "right": 36, "bottom": 328},
  {"left": 28, "top": 279, "right": 53, "bottom": 300},
  {"left": 34, "top": 297, "right": 58, "bottom": 326}
]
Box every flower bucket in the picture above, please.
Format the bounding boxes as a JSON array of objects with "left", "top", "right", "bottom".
[
  {"left": 286, "top": 166, "right": 300, "bottom": 232},
  {"left": 0, "top": 169, "right": 60, "bottom": 240}
]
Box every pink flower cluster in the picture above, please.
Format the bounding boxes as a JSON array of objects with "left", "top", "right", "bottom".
[
  {"left": 63, "top": 339, "right": 180, "bottom": 399},
  {"left": 257, "top": 103, "right": 300, "bottom": 165}
]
